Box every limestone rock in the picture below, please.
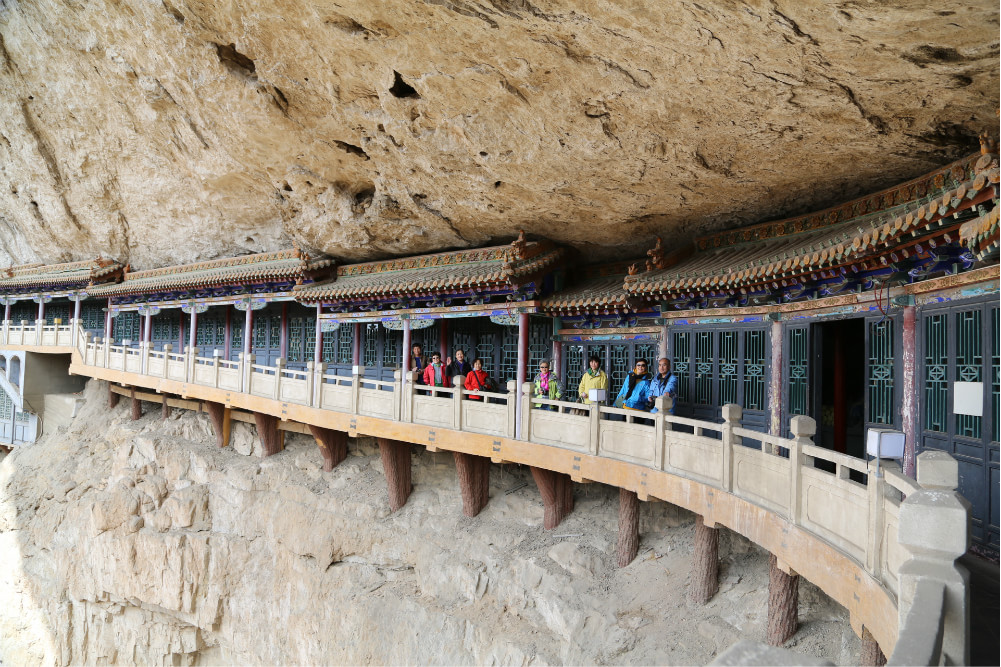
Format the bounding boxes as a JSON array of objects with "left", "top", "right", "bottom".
[{"left": 0, "top": 1, "right": 997, "bottom": 268}]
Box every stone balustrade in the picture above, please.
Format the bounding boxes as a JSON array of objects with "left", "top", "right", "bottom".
[{"left": 0, "top": 320, "right": 971, "bottom": 663}]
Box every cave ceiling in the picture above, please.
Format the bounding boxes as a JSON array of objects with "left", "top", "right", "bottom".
[{"left": 0, "top": 0, "right": 997, "bottom": 269}]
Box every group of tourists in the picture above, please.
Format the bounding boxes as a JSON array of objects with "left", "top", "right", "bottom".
[{"left": 409, "top": 343, "right": 677, "bottom": 413}]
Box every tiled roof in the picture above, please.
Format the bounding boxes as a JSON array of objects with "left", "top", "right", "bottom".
[
  {"left": 543, "top": 271, "right": 633, "bottom": 313},
  {"left": 0, "top": 258, "right": 122, "bottom": 292},
  {"left": 626, "top": 152, "right": 998, "bottom": 298},
  {"left": 294, "top": 236, "right": 566, "bottom": 302},
  {"left": 88, "top": 249, "right": 334, "bottom": 297}
]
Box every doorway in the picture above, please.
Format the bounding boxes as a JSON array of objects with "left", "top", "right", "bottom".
[{"left": 814, "top": 318, "right": 866, "bottom": 458}]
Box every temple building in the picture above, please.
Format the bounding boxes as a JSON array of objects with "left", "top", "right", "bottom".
[{"left": 1, "top": 143, "right": 997, "bottom": 564}]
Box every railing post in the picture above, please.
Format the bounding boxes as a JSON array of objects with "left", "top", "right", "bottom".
[
  {"left": 589, "top": 400, "right": 601, "bottom": 456},
  {"left": 213, "top": 353, "right": 221, "bottom": 388},
  {"left": 185, "top": 346, "right": 198, "bottom": 383},
  {"left": 305, "top": 361, "right": 315, "bottom": 405},
  {"left": 392, "top": 370, "right": 402, "bottom": 421},
  {"left": 34, "top": 319, "right": 43, "bottom": 346},
  {"left": 788, "top": 415, "right": 815, "bottom": 525},
  {"left": 81, "top": 332, "right": 91, "bottom": 364},
  {"left": 405, "top": 370, "right": 419, "bottom": 423},
  {"left": 521, "top": 381, "right": 534, "bottom": 440},
  {"left": 162, "top": 344, "right": 172, "bottom": 378},
  {"left": 865, "top": 458, "right": 895, "bottom": 579},
  {"left": 1, "top": 319, "right": 7, "bottom": 345},
  {"left": 313, "top": 362, "right": 326, "bottom": 408},
  {"left": 505, "top": 380, "right": 517, "bottom": 437},
  {"left": 893, "top": 450, "right": 970, "bottom": 666},
  {"left": 653, "top": 396, "right": 668, "bottom": 469},
  {"left": 141, "top": 341, "right": 151, "bottom": 375},
  {"left": 274, "top": 358, "right": 285, "bottom": 400},
  {"left": 721, "top": 403, "right": 742, "bottom": 493},
  {"left": 350, "top": 365, "right": 364, "bottom": 414},
  {"left": 103, "top": 337, "right": 111, "bottom": 368},
  {"left": 453, "top": 374, "right": 465, "bottom": 430}
]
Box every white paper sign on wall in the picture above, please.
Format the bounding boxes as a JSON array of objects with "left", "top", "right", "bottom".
[{"left": 953, "top": 381, "right": 984, "bottom": 417}]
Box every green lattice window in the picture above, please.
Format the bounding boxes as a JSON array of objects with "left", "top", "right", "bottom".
[
  {"left": 992, "top": 306, "right": 999, "bottom": 443},
  {"left": 788, "top": 327, "right": 809, "bottom": 416},
  {"left": 363, "top": 324, "right": 379, "bottom": 367},
  {"left": 288, "top": 317, "right": 306, "bottom": 362},
  {"left": 45, "top": 303, "right": 71, "bottom": 325},
  {"left": 0, "top": 389, "right": 12, "bottom": 420},
  {"left": 672, "top": 331, "right": 690, "bottom": 403},
  {"left": 718, "top": 331, "right": 739, "bottom": 406},
  {"left": 923, "top": 313, "right": 948, "bottom": 433},
  {"left": 868, "top": 319, "right": 895, "bottom": 426},
  {"left": 10, "top": 302, "right": 36, "bottom": 323},
  {"left": 743, "top": 330, "right": 767, "bottom": 411},
  {"left": 116, "top": 312, "right": 141, "bottom": 343},
  {"left": 336, "top": 324, "right": 354, "bottom": 365},
  {"left": 81, "top": 303, "right": 104, "bottom": 331},
  {"left": 955, "top": 310, "right": 983, "bottom": 438},
  {"left": 694, "top": 331, "right": 714, "bottom": 406}
]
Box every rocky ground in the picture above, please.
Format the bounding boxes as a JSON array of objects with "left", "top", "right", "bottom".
[
  {"left": 0, "top": 380, "right": 861, "bottom": 665},
  {"left": 1, "top": 1, "right": 997, "bottom": 267}
]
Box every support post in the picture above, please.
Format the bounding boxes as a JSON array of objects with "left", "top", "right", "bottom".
[
  {"left": 617, "top": 488, "right": 640, "bottom": 567},
  {"left": 204, "top": 401, "right": 231, "bottom": 448},
  {"left": 377, "top": 438, "right": 412, "bottom": 511},
  {"left": 353, "top": 322, "right": 361, "bottom": 365},
  {"left": 768, "top": 318, "right": 783, "bottom": 435},
  {"left": 689, "top": 515, "right": 720, "bottom": 603},
  {"left": 130, "top": 389, "right": 142, "bottom": 421},
  {"left": 253, "top": 412, "right": 282, "bottom": 458},
  {"left": 453, "top": 452, "right": 490, "bottom": 517},
  {"left": 767, "top": 555, "right": 800, "bottom": 646},
  {"left": 530, "top": 466, "right": 574, "bottom": 530},
  {"left": 515, "top": 312, "right": 528, "bottom": 437},
  {"left": 307, "top": 424, "right": 347, "bottom": 472},
  {"left": 71, "top": 295, "right": 82, "bottom": 346},
  {"left": 721, "top": 403, "right": 741, "bottom": 491},
  {"left": 280, "top": 302, "right": 288, "bottom": 360},
  {"left": 108, "top": 383, "right": 119, "bottom": 409},
  {"left": 161, "top": 395, "right": 171, "bottom": 419},
  {"left": 243, "top": 306, "right": 253, "bottom": 357},
  {"left": 860, "top": 627, "right": 886, "bottom": 666},
  {"left": 901, "top": 305, "right": 917, "bottom": 476},
  {"left": 189, "top": 309, "right": 197, "bottom": 353},
  {"left": 313, "top": 304, "right": 323, "bottom": 365},
  {"left": 105, "top": 302, "right": 113, "bottom": 342},
  {"left": 224, "top": 307, "right": 232, "bottom": 359},
  {"left": 37, "top": 298, "right": 44, "bottom": 322}
]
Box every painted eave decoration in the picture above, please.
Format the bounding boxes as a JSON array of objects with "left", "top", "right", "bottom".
[
  {"left": 86, "top": 248, "right": 335, "bottom": 298},
  {"left": 623, "top": 149, "right": 999, "bottom": 301},
  {"left": 294, "top": 232, "right": 566, "bottom": 303},
  {"left": 0, "top": 257, "right": 123, "bottom": 294}
]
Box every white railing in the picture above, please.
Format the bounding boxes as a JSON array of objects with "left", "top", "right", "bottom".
[{"left": 9, "top": 320, "right": 970, "bottom": 662}]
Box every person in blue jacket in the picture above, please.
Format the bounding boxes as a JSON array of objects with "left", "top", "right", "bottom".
[
  {"left": 614, "top": 359, "right": 652, "bottom": 410},
  {"left": 647, "top": 357, "right": 678, "bottom": 415}
]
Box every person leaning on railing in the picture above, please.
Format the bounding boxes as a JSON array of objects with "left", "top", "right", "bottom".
[
  {"left": 646, "top": 358, "right": 677, "bottom": 415},
  {"left": 421, "top": 352, "right": 451, "bottom": 387},
  {"left": 463, "top": 358, "right": 493, "bottom": 401},
  {"left": 445, "top": 348, "right": 472, "bottom": 378},
  {"left": 532, "top": 361, "right": 562, "bottom": 410},
  {"left": 573, "top": 355, "right": 608, "bottom": 415},
  {"left": 614, "top": 360, "right": 652, "bottom": 411}
]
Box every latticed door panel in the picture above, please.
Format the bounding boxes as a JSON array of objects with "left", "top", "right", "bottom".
[
  {"left": 866, "top": 319, "right": 896, "bottom": 427},
  {"left": 81, "top": 303, "right": 104, "bottom": 333},
  {"left": 45, "top": 303, "right": 71, "bottom": 325},
  {"left": 743, "top": 330, "right": 767, "bottom": 411},
  {"left": 992, "top": 306, "right": 999, "bottom": 444},
  {"left": 500, "top": 326, "right": 519, "bottom": 385},
  {"left": 923, "top": 313, "right": 949, "bottom": 433},
  {"left": 363, "top": 323, "right": 380, "bottom": 367},
  {"left": 955, "top": 310, "right": 983, "bottom": 438},
  {"left": 10, "top": 302, "right": 36, "bottom": 323},
  {"left": 115, "top": 312, "right": 141, "bottom": 345},
  {"left": 786, "top": 326, "right": 810, "bottom": 418},
  {"left": 608, "top": 344, "right": 631, "bottom": 398},
  {"left": 528, "top": 319, "right": 551, "bottom": 373},
  {"left": 671, "top": 331, "right": 691, "bottom": 403},
  {"left": 151, "top": 311, "right": 180, "bottom": 350},
  {"left": 563, "top": 344, "right": 585, "bottom": 402},
  {"left": 717, "top": 331, "right": 739, "bottom": 406},
  {"left": 694, "top": 331, "right": 714, "bottom": 407}
]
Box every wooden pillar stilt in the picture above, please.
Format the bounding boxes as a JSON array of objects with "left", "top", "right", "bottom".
[
  {"left": 453, "top": 452, "right": 490, "bottom": 517},
  {"left": 689, "top": 515, "right": 720, "bottom": 603},
  {"left": 130, "top": 390, "right": 142, "bottom": 421},
  {"left": 253, "top": 412, "right": 282, "bottom": 458},
  {"left": 108, "top": 383, "right": 119, "bottom": 409},
  {"left": 860, "top": 627, "right": 886, "bottom": 666},
  {"left": 307, "top": 424, "right": 347, "bottom": 472},
  {"left": 530, "top": 466, "right": 574, "bottom": 530},
  {"left": 161, "top": 396, "right": 171, "bottom": 420},
  {"left": 767, "top": 554, "right": 800, "bottom": 646},
  {"left": 204, "top": 402, "right": 231, "bottom": 448},
  {"left": 617, "top": 488, "right": 640, "bottom": 567},
  {"left": 377, "top": 438, "right": 412, "bottom": 511}
]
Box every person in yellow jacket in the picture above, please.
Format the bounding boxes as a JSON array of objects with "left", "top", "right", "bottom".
[{"left": 577, "top": 355, "right": 609, "bottom": 405}]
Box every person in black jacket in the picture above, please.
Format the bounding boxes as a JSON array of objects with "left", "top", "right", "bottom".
[{"left": 445, "top": 348, "right": 472, "bottom": 378}]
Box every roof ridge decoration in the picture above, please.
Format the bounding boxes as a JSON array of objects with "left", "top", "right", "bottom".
[
  {"left": 0, "top": 257, "right": 124, "bottom": 293},
  {"left": 124, "top": 248, "right": 307, "bottom": 280},
  {"left": 695, "top": 151, "right": 984, "bottom": 251}
]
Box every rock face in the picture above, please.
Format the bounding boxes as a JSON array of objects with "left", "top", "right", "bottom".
[
  {"left": 0, "top": 380, "right": 861, "bottom": 664},
  {"left": 0, "top": 1, "right": 997, "bottom": 268}
]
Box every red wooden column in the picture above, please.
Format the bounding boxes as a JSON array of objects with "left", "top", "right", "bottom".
[
  {"left": 901, "top": 305, "right": 918, "bottom": 477},
  {"left": 659, "top": 322, "right": 669, "bottom": 359},
  {"left": 617, "top": 488, "right": 640, "bottom": 567},
  {"left": 439, "top": 319, "right": 449, "bottom": 360},
  {"left": 308, "top": 425, "right": 347, "bottom": 471},
  {"left": 515, "top": 312, "right": 529, "bottom": 436},
  {"left": 767, "top": 554, "right": 800, "bottom": 646},
  {"left": 530, "top": 466, "right": 573, "bottom": 529},
  {"left": 453, "top": 452, "right": 490, "bottom": 517},
  {"left": 178, "top": 315, "right": 185, "bottom": 351},
  {"left": 378, "top": 438, "right": 412, "bottom": 511},
  {"left": 768, "top": 318, "right": 783, "bottom": 435},
  {"left": 313, "top": 304, "right": 323, "bottom": 364},
  {"left": 254, "top": 412, "right": 282, "bottom": 457}
]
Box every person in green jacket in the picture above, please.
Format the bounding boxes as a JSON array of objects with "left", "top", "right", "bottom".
[
  {"left": 532, "top": 360, "right": 563, "bottom": 410},
  {"left": 577, "top": 355, "right": 609, "bottom": 405}
]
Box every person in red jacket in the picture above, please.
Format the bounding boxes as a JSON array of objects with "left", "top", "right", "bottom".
[
  {"left": 421, "top": 352, "right": 451, "bottom": 388},
  {"left": 463, "top": 358, "right": 493, "bottom": 400}
]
